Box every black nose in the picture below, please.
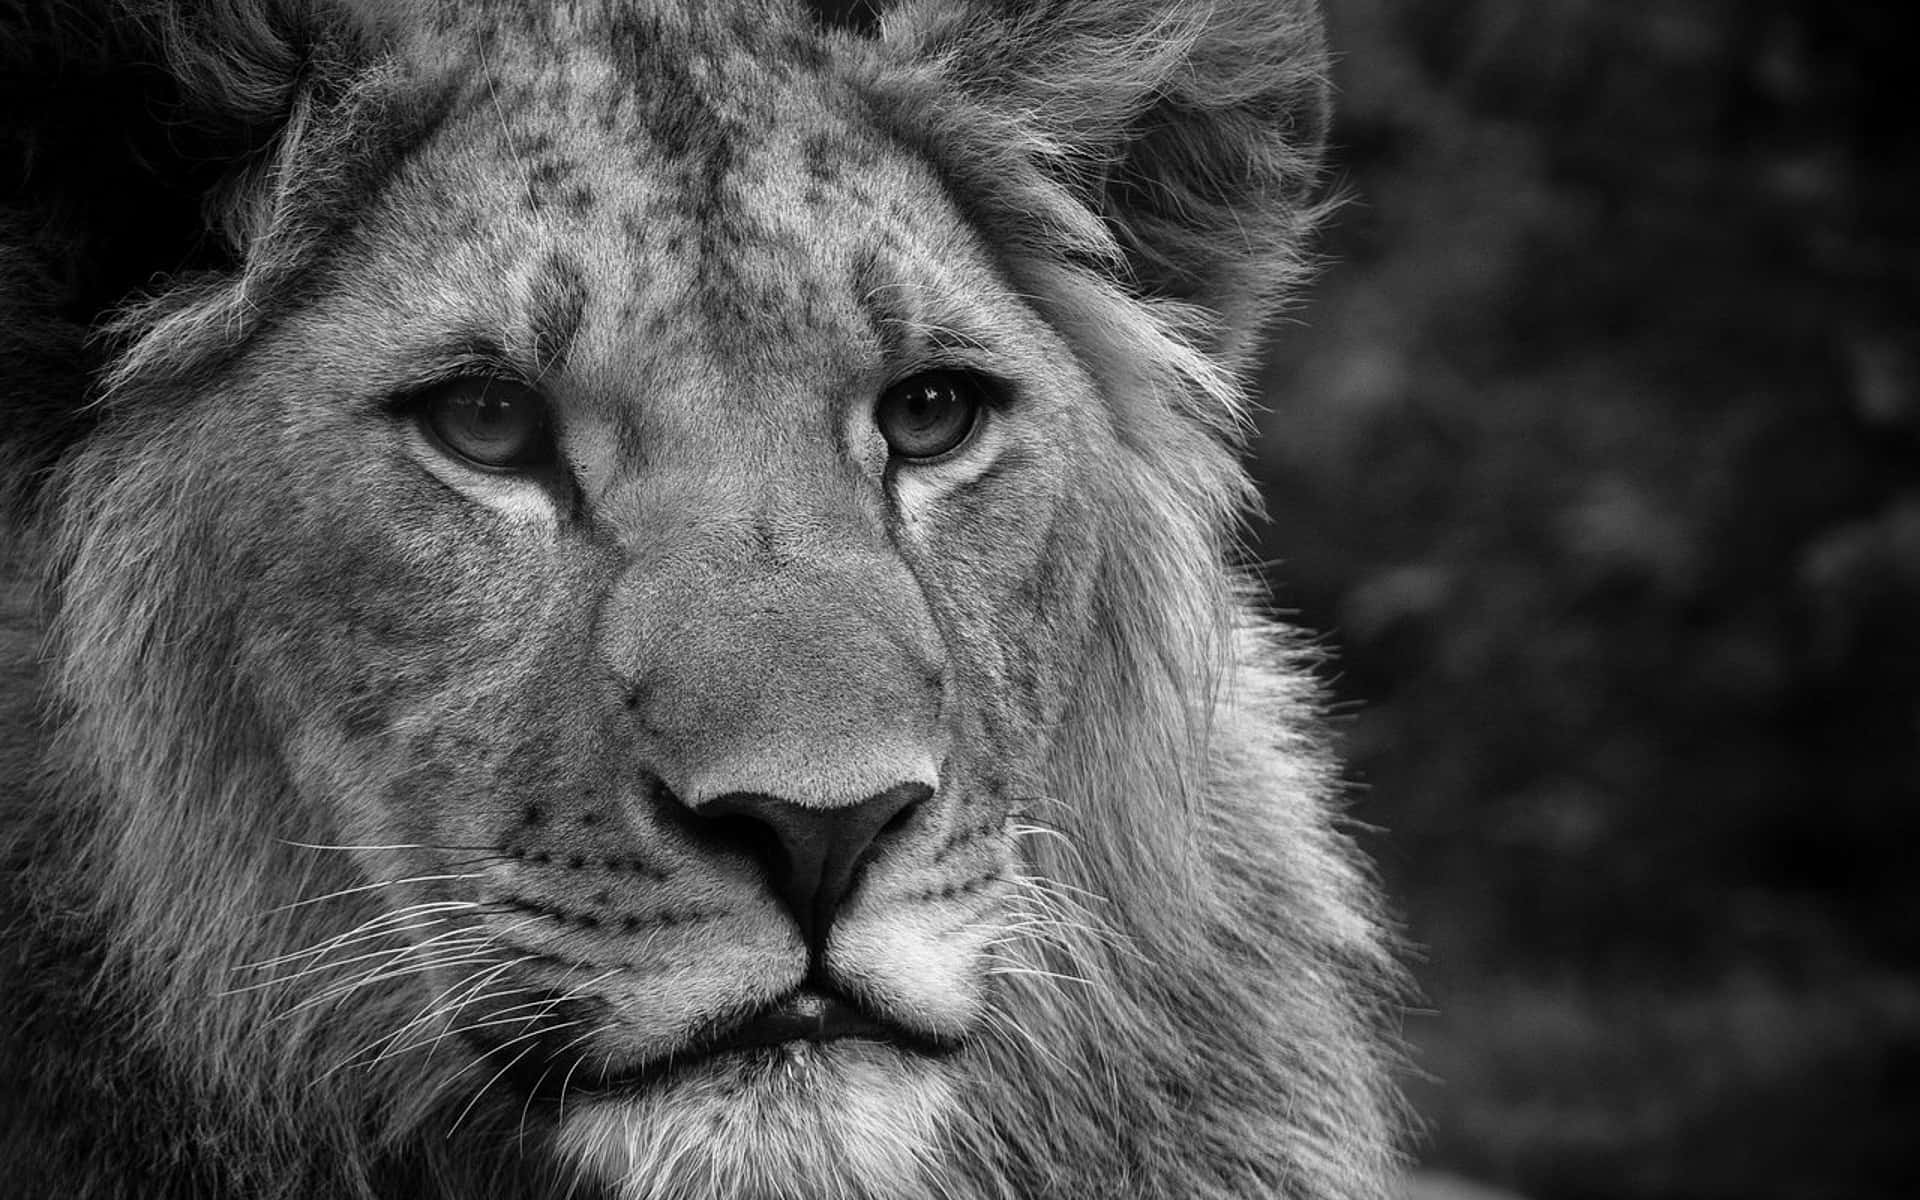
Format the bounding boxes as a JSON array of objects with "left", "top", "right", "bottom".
[{"left": 698, "top": 781, "right": 929, "bottom": 947}]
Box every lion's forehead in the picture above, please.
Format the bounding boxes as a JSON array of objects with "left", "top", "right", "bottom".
[{"left": 367, "top": 9, "right": 981, "bottom": 355}]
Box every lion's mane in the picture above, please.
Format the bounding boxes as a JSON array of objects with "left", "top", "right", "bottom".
[{"left": 1, "top": 3, "right": 1406, "bottom": 1198}]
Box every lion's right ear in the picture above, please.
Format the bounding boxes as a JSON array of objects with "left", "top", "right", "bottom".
[{"left": 0, "top": 0, "right": 396, "bottom": 518}]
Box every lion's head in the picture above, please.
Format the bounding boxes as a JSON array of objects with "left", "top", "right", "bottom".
[{"left": 0, "top": 2, "right": 1402, "bottom": 1198}]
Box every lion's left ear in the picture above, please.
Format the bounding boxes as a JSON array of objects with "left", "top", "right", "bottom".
[
  {"left": 876, "top": 0, "right": 1331, "bottom": 362},
  {"left": 0, "top": 0, "right": 400, "bottom": 518}
]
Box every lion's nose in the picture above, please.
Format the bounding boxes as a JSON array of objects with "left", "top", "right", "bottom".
[{"left": 697, "top": 782, "right": 929, "bottom": 948}]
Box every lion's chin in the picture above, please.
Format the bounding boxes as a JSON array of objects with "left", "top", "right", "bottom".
[{"left": 554, "top": 1040, "right": 954, "bottom": 1200}]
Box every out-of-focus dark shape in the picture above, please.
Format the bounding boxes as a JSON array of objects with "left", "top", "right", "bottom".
[{"left": 1255, "top": 2, "right": 1920, "bottom": 1197}]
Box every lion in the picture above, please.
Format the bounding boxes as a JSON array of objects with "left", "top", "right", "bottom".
[{"left": 0, "top": 1, "right": 1404, "bottom": 1197}]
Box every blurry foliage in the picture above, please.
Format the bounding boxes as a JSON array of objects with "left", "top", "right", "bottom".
[{"left": 1252, "top": 1, "right": 1920, "bottom": 1195}]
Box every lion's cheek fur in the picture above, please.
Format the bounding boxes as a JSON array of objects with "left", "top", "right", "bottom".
[{"left": 895, "top": 406, "right": 1107, "bottom": 776}]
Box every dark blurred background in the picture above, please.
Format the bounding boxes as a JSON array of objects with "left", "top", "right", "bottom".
[{"left": 1251, "top": 2, "right": 1920, "bottom": 1196}]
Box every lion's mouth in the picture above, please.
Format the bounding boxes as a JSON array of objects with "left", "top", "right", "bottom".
[
  {"left": 566, "top": 984, "right": 953, "bottom": 1096},
  {"left": 708, "top": 986, "right": 893, "bottom": 1052}
]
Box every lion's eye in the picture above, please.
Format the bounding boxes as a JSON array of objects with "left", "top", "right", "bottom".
[
  {"left": 418, "top": 378, "right": 553, "bottom": 470},
  {"left": 875, "top": 372, "right": 985, "bottom": 461}
]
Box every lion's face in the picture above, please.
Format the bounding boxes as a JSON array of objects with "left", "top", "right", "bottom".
[
  {"left": 10, "top": 3, "right": 1403, "bottom": 1197},
  {"left": 78, "top": 26, "right": 1107, "bottom": 1191}
]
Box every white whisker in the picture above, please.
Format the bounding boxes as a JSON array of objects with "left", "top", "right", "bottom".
[{"left": 266, "top": 872, "right": 488, "bottom": 914}]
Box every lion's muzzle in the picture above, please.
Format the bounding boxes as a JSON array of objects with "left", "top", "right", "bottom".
[{"left": 507, "top": 484, "right": 996, "bottom": 1078}]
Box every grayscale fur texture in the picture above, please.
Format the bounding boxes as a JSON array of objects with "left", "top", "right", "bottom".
[{"left": 0, "top": 2, "right": 1407, "bottom": 1197}]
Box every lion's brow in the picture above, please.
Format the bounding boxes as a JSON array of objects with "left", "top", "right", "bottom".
[
  {"left": 922, "top": 326, "right": 991, "bottom": 355},
  {"left": 529, "top": 251, "right": 590, "bottom": 376}
]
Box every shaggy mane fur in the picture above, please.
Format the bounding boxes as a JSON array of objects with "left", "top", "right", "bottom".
[{"left": 1, "top": 2, "right": 1406, "bottom": 1197}]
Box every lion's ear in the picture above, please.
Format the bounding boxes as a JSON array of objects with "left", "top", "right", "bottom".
[
  {"left": 0, "top": 0, "right": 387, "bottom": 515},
  {"left": 879, "top": 0, "right": 1331, "bottom": 362}
]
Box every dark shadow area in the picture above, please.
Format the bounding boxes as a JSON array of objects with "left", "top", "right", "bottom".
[{"left": 1253, "top": 2, "right": 1920, "bottom": 1196}]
